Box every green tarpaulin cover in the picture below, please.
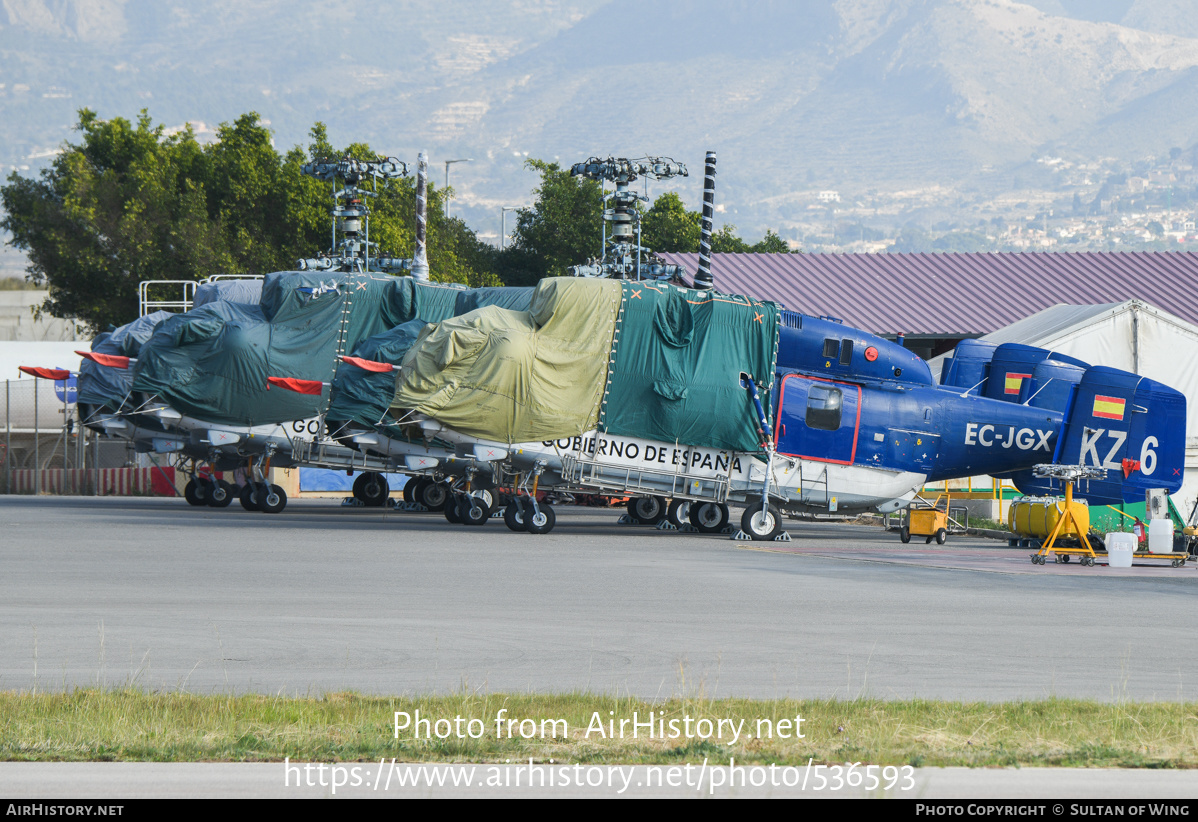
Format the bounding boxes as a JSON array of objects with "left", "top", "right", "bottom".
[
  {"left": 327, "top": 286, "right": 536, "bottom": 429},
  {"left": 599, "top": 281, "right": 780, "bottom": 453},
  {"left": 132, "top": 271, "right": 464, "bottom": 425},
  {"left": 389, "top": 278, "right": 779, "bottom": 452}
]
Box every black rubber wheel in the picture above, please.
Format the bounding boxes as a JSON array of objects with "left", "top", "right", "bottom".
[
  {"left": 406, "top": 477, "right": 428, "bottom": 506},
  {"left": 473, "top": 488, "right": 496, "bottom": 516},
  {"left": 689, "top": 501, "right": 729, "bottom": 534},
  {"left": 459, "top": 494, "right": 490, "bottom": 526},
  {"left": 935, "top": 528, "right": 947, "bottom": 545},
  {"left": 740, "top": 504, "right": 782, "bottom": 541},
  {"left": 239, "top": 483, "right": 259, "bottom": 511},
  {"left": 420, "top": 480, "right": 449, "bottom": 513},
  {"left": 402, "top": 477, "right": 419, "bottom": 505},
  {"left": 1061, "top": 554, "right": 1071, "bottom": 563},
  {"left": 444, "top": 494, "right": 462, "bottom": 523},
  {"left": 503, "top": 500, "right": 527, "bottom": 532},
  {"left": 184, "top": 479, "right": 208, "bottom": 507},
  {"left": 207, "top": 479, "right": 234, "bottom": 508},
  {"left": 352, "top": 473, "right": 367, "bottom": 501},
  {"left": 666, "top": 499, "right": 691, "bottom": 528},
  {"left": 899, "top": 526, "right": 911, "bottom": 544},
  {"left": 259, "top": 483, "right": 287, "bottom": 514},
  {"left": 359, "top": 472, "right": 389, "bottom": 507},
  {"left": 526, "top": 502, "right": 556, "bottom": 535},
  {"left": 628, "top": 495, "right": 666, "bottom": 525}
]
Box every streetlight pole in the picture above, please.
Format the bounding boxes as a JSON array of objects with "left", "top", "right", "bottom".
[
  {"left": 443, "top": 158, "right": 473, "bottom": 219},
  {"left": 500, "top": 206, "right": 525, "bottom": 250}
]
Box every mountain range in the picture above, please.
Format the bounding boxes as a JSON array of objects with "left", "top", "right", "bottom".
[{"left": 1, "top": 0, "right": 1197, "bottom": 264}]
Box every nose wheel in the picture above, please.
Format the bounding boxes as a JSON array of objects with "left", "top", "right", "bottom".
[
  {"left": 741, "top": 503, "right": 782, "bottom": 541},
  {"left": 207, "top": 479, "right": 235, "bottom": 508},
  {"left": 184, "top": 478, "right": 208, "bottom": 506},
  {"left": 525, "top": 499, "right": 556, "bottom": 534}
]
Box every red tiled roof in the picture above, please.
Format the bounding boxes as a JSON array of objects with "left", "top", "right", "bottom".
[{"left": 658, "top": 251, "right": 1198, "bottom": 336}]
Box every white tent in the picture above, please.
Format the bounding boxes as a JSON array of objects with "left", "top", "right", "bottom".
[{"left": 930, "top": 300, "right": 1198, "bottom": 520}]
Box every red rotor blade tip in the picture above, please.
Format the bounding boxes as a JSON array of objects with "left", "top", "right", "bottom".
[
  {"left": 19, "top": 366, "right": 72, "bottom": 380},
  {"left": 341, "top": 355, "right": 394, "bottom": 373},
  {"left": 266, "top": 376, "right": 325, "bottom": 395}
]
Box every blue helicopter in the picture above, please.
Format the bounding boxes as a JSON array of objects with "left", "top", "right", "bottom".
[{"left": 376, "top": 152, "right": 1185, "bottom": 538}]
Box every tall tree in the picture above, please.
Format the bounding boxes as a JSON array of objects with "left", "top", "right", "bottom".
[
  {"left": 502, "top": 159, "right": 603, "bottom": 282},
  {"left": 1, "top": 110, "right": 234, "bottom": 330},
  {"left": 640, "top": 191, "right": 700, "bottom": 252},
  {"left": 1, "top": 110, "right": 498, "bottom": 331}
]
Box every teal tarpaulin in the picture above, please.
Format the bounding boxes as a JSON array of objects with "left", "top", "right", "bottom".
[
  {"left": 132, "top": 271, "right": 465, "bottom": 425},
  {"left": 600, "top": 281, "right": 780, "bottom": 453}
]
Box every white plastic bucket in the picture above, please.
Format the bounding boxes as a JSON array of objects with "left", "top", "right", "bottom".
[
  {"left": 1148, "top": 519, "right": 1174, "bottom": 554},
  {"left": 1106, "top": 532, "right": 1136, "bottom": 568}
]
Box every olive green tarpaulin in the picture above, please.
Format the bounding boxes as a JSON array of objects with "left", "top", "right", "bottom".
[
  {"left": 390, "top": 278, "right": 622, "bottom": 442},
  {"left": 327, "top": 286, "right": 535, "bottom": 429},
  {"left": 132, "top": 271, "right": 465, "bottom": 425},
  {"left": 599, "top": 281, "right": 780, "bottom": 453}
]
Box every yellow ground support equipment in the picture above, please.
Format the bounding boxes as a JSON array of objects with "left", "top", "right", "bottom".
[
  {"left": 901, "top": 494, "right": 950, "bottom": 545},
  {"left": 1029, "top": 464, "right": 1106, "bottom": 566},
  {"left": 1009, "top": 496, "right": 1090, "bottom": 544}
]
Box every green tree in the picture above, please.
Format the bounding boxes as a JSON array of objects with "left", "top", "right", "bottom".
[
  {"left": 750, "top": 229, "right": 790, "bottom": 253},
  {"left": 1147, "top": 221, "right": 1165, "bottom": 238},
  {"left": 710, "top": 224, "right": 750, "bottom": 253},
  {"left": 706, "top": 224, "right": 789, "bottom": 253},
  {"left": 640, "top": 191, "right": 699, "bottom": 252},
  {"left": 503, "top": 159, "right": 602, "bottom": 282},
  {"left": 1, "top": 110, "right": 233, "bottom": 330},
  {"left": 1, "top": 110, "right": 499, "bottom": 330}
]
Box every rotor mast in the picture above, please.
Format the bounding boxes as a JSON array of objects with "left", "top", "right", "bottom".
[
  {"left": 567, "top": 156, "right": 689, "bottom": 281},
  {"left": 297, "top": 154, "right": 412, "bottom": 274}
]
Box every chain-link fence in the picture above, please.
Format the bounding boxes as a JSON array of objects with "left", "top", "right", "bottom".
[{"left": 1, "top": 377, "right": 154, "bottom": 495}]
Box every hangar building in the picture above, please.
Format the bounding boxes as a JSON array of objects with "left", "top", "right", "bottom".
[{"left": 659, "top": 251, "right": 1198, "bottom": 520}]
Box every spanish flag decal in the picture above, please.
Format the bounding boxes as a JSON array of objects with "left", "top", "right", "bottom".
[
  {"left": 1093, "top": 394, "right": 1126, "bottom": 420},
  {"left": 1004, "top": 373, "right": 1031, "bottom": 395}
]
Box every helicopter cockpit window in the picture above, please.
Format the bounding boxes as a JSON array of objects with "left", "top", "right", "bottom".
[
  {"left": 806, "top": 384, "right": 842, "bottom": 431},
  {"left": 822, "top": 339, "right": 839, "bottom": 359},
  {"left": 839, "top": 339, "right": 854, "bottom": 365}
]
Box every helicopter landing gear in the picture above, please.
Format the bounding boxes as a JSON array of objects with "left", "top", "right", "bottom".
[
  {"left": 689, "top": 501, "right": 729, "bottom": 534},
  {"left": 506, "top": 461, "right": 555, "bottom": 534},
  {"left": 207, "top": 479, "right": 235, "bottom": 508},
  {"left": 666, "top": 499, "right": 691, "bottom": 529},
  {"left": 241, "top": 446, "right": 285, "bottom": 513},
  {"left": 418, "top": 478, "right": 449, "bottom": 512},
  {"left": 353, "top": 471, "right": 389, "bottom": 507},
  {"left": 239, "top": 482, "right": 260, "bottom": 511},
  {"left": 259, "top": 483, "right": 287, "bottom": 514},
  {"left": 503, "top": 498, "right": 527, "bottom": 532},
  {"left": 628, "top": 495, "right": 666, "bottom": 526},
  {"left": 184, "top": 478, "right": 208, "bottom": 507},
  {"left": 741, "top": 503, "right": 783, "bottom": 541}
]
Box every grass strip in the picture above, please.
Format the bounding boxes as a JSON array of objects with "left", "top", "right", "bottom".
[{"left": 1, "top": 689, "right": 1195, "bottom": 767}]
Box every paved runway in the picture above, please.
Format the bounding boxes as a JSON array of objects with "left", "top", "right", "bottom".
[{"left": 1, "top": 496, "right": 1194, "bottom": 700}]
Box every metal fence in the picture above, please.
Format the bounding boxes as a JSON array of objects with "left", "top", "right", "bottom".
[{"left": 1, "top": 378, "right": 139, "bottom": 495}]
